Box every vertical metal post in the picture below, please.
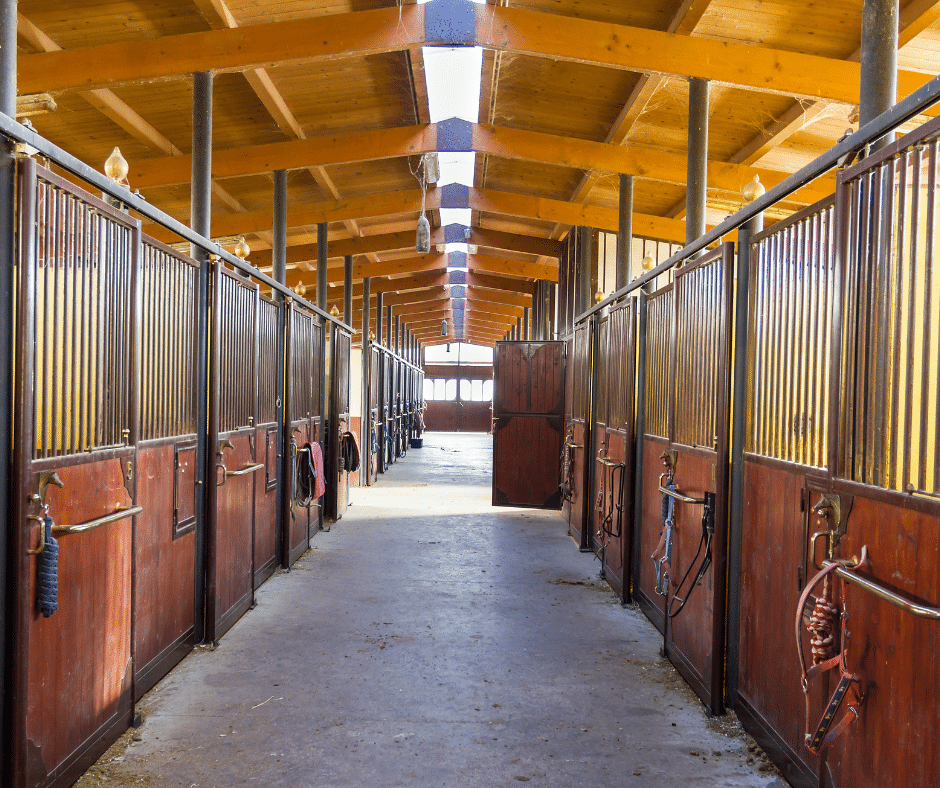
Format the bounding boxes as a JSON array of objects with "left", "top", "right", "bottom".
[
  {"left": 523, "top": 307, "right": 530, "bottom": 341},
  {"left": 861, "top": 0, "right": 898, "bottom": 149},
  {"left": 191, "top": 71, "right": 213, "bottom": 644},
  {"left": 548, "top": 282, "right": 556, "bottom": 339},
  {"left": 376, "top": 291, "right": 384, "bottom": 345},
  {"left": 617, "top": 174, "right": 634, "bottom": 290},
  {"left": 578, "top": 227, "right": 593, "bottom": 316},
  {"left": 686, "top": 78, "right": 709, "bottom": 248},
  {"left": 317, "top": 222, "right": 327, "bottom": 311},
  {"left": 272, "top": 169, "right": 288, "bottom": 574},
  {"left": 360, "top": 277, "right": 371, "bottom": 487},
  {"left": 386, "top": 306, "right": 393, "bottom": 350},
  {"left": 726, "top": 212, "right": 762, "bottom": 709},
  {"left": 631, "top": 286, "right": 650, "bottom": 593},
  {"left": 395, "top": 315, "right": 401, "bottom": 355},
  {"left": 343, "top": 255, "right": 353, "bottom": 326},
  {"left": 0, "top": 0, "right": 15, "bottom": 773},
  {"left": 516, "top": 317, "right": 522, "bottom": 339}
]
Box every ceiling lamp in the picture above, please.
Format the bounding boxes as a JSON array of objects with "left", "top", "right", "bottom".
[
  {"left": 234, "top": 236, "right": 251, "bottom": 260},
  {"left": 742, "top": 175, "right": 765, "bottom": 203},
  {"left": 641, "top": 254, "right": 655, "bottom": 272},
  {"left": 595, "top": 290, "right": 604, "bottom": 303},
  {"left": 440, "top": 319, "right": 447, "bottom": 336},
  {"left": 293, "top": 283, "right": 306, "bottom": 297},
  {"left": 416, "top": 214, "right": 431, "bottom": 253},
  {"left": 104, "top": 147, "right": 129, "bottom": 185},
  {"left": 423, "top": 152, "right": 440, "bottom": 184},
  {"left": 330, "top": 305, "right": 340, "bottom": 317}
]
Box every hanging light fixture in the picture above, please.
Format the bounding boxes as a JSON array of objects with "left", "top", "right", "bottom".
[
  {"left": 330, "top": 305, "right": 340, "bottom": 317},
  {"left": 641, "top": 253, "right": 655, "bottom": 271},
  {"left": 440, "top": 319, "right": 447, "bottom": 336},
  {"left": 104, "top": 147, "right": 129, "bottom": 185},
  {"left": 234, "top": 236, "right": 251, "bottom": 260},
  {"left": 416, "top": 153, "right": 431, "bottom": 253},
  {"left": 742, "top": 174, "right": 766, "bottom": 203},
  {"left": 293, "top": 282, "right": 306, "bottom": 297}
]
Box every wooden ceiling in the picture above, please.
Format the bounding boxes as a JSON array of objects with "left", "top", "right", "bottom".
[{"left": 15, "top": 0, "right": 940, "bottom": 345}]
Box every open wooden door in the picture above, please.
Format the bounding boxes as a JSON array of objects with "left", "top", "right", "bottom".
[{"left": 492, "top": 341, "right": 565, "bottom": 508}]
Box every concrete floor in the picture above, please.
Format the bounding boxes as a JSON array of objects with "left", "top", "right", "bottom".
[{"left": 81, "top": 432, "right": 788, "bottom": 788}]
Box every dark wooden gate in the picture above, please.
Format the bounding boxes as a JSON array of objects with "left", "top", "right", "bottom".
[
  {"left": 635, "top": 243, "right": 734, "bottom": 716},
  {"left": 737, "top": 116, "right": 940, "bottom": 788},
  {"left": 206, "top": 264, "right": 262, "bottom": 642},
  {"left": 134, "top": 236, "right": 199, "bottom": 699},
  {"left": 591, "top": 300, "right": 637, "bottom": 601},
  {"left": 492, "top": 341, "right": 565, "bottom": 508},
  {"left": 12, "top": 161, "right": 142, "bottom": 788},
  {"left": 283, "top": 303, "right": 322, "bottom": 566},
  {"left": 564, "top": 324, "right": 592, "bottom": 542},
  {"left": 325, "top": 327, "right": 351, "bottom": 521}
]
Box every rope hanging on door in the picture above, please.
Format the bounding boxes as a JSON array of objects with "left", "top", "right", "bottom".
[{"left": 37, "top": 514, "right": 59, "bottom": 618}]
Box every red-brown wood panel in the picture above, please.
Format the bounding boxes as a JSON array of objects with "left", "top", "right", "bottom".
[
  {"left": 212, "top": 431, "right": 255, "bottom": 639},
  {"left": 823, "top": 494, "right": 940, "bottom": 788},
  {"left": 286, "top": 419, "right": 312, "bottom": 566},
  {"left": 663, "top": 449, "right": 723, "bottom": 714},
  {"left": 599, "top": 429, "right": 630, "bottom": 600},
  {"left": 25, "top": 457, "right": 135, "bottom": 788},
  {"left": 567, "top": 420, "right": 589, "bottom": 543},
  {"left": 635, "top": 437, "right": 669, "bottom": 634},
  {"left": 493, "top": 341, "right": 565, "bottom": 509},
  {"left": 424, "top": 400, "right": 492, "bottom": 432},
  {"left": 253, "top": 426, "right": 277, "bottom": 587},
  {"left": 492, "top": 415, "right": 563, "bottom": 508},
  {"left": 737, "top": 458, "right": 819, "bottom": 788},
  {"left": 134, "top": 443, "right": 195, "bottom": 699}
]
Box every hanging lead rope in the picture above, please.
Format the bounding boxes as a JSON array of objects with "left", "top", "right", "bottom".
[
  {"left": 37, "top": 513, "right": 59, "bottom": 618},
  {"left": 796, "top": 549, "right": 866, "bottom": 754},
  {"left": 667, "top": 492, "right": 715, "bottom": 618},
  {"left": 651, "top": 483, "right": 675, "bottom": 597}
]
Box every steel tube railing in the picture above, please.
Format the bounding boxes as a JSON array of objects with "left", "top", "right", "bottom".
[{"left": 574, "top": 72, "right": 940, "bottom": 325}]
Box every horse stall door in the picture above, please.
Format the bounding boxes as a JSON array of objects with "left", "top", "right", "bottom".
[
  {"left": 206, "top": 265, "right": 261, "bottom": 642},
  {"left": 566, "top": 323, "right": 592, "bottom": 545},
  {"left": 597, "top": 300, "right": 637, "bottom": 602},
  {"left": 253, "top": 297, "right": 280, "bottom": 587},
  {"left": 492, "top": 341, "right": 565, "bottom": 508},
  {"left": 134, "top": 237, "right": 200, "bottom": 700},
  {"left": 12, "top": 162, "right": 140, "bottom": 788},
  {"left": 736, "top": 199, "right": 836, "bottom": 788},
  {"left": 325, "top": 327, "right": 351, "bottom": 522},
  {"left": 283, "top": 304, "right": 315, "bottom": 567},
  {"left": 367, "top": 346, "right": 380, "bottom": 484},
  {"left": 634, "top": 283, "right": 675, "bottom": 634},
  {"left": 660, "top": 244, "right": 733, "bottom": 716},
  {"left": 590, "top": 316, "right": 611, "bottom": 555}
]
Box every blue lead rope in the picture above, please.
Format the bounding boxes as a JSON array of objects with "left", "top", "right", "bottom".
[{"left": 37, "top": 515, "right": 58, "bottom": 618}]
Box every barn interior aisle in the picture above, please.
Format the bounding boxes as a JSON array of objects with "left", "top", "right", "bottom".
[{"left": 77, "top": 432, "right": 783, "bottom": 788}]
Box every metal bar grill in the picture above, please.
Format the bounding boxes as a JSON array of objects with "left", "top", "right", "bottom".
[
  {"left": 139, "top": 238, "right": 198, "bottom": 441},
  {"left": 673, "top": 249, "right": 726, "bottom": 450},
  {"left": 32, "top": 169, "right": 136, "bottom": 458},
  {"left": 644, "top": 285, "right": 673, "bottom": 439},
  {"left": 838, "top": 119, "right": 940, "bottom": 494},
  {"left": 746, "top": 197, "right": 835, "bottom": 467},
  {"left": 289, "top": 306, "right": 314, "bottom": 421},
  {"left": 217, "top": 269, "right": 257, "bottom": 433},
  {"left": 257, "top": 297, "right": 278, "bottom": 426}
]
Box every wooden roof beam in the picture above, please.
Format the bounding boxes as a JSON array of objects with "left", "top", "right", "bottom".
[
  {"left": 143, "top": 188, "right": 439, "bottom": 245},
  {"left": 465, "top": 271, "right": 537, "bottom": 295},
  {"left": 467, "top": 253, "right": 559, "bottom": 282},
  {"left": 466, "top": 286, "right": 532, "bottom": 308},
  {"left": 21, "top": 3, "right": 930, "bottom": 108}
]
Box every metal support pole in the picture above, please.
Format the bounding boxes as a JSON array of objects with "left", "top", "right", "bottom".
[
  {"left": 317, "top": 222, "right": 328, "bottom": 311},
  {"left": 523, "top": 306, "right": 530, "bottom": 341},
  {"left": 726, "top": 211, "right": 762, "bottom": 708},
  {"left": 343, "top": 255, "right": 353, "bottom": 326},
  {"left": 395, "top": 315, "right": 401, "bottom": 355},
  {"left": 686, "top": 78, "right": 709, "bottom": 248},
  {"left": 376, "top": 292, "right": 384, "bottom": 345},
  {"left": 361, "top": 277, "right": 371, "bottom": 486},
  {"left": 272, "top": 169, "right": 288, "bottom": 571},
  {"left": 861, "top": 0, "right": 899, "bottom": 149},
  {"left": 0, "top": 0, "right": 15, "bottom": 772},
  {"left": 617, "top": 174, "right": 634, "bottom": 290},
  {"left": 630, "top": 286, "right": 650, "bottom": 603},
  {"left": 578, "top": 227, "right": 593, "bottom": 316},
  {"left": 532, "top": 282, "right": 541, "bottom": 340},
  {"left": 386, "top": 306, "right": 393, "bottom": 350},
  {"left": 192, "top": 71, "right": 213, "bottom": 644},
  {"left": 516, "top": 317, "right": 522, "bottom": 340},
  {"left": 548, "top": 282, "right": 556, "bottom": 339}
]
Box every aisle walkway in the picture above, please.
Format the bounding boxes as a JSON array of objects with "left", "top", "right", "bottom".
[{"left": 80, "top": 433, "right": 786, "bottom": 788}]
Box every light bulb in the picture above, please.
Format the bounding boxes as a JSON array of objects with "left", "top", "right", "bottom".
[
  {"left": 642, "top": 254, "right": 655, "bottom": 271},
  {"left": 742, "top": 175, "right": 765, "bottom": 202},
  {"left": 104, "top": 147, "right": 129, "bottom": 184},
  {"left": 234, "top": 236, "right": 250, "bottom": 259}
]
